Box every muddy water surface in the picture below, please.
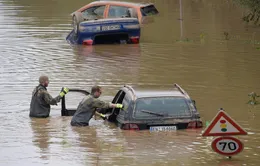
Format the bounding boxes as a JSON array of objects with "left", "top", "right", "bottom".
[{"left": 1, "top": 0, "right": 260, "bottom": 165}]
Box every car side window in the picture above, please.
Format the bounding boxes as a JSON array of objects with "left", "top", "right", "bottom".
[
  {"left": 108, "top": 6, "right": 136, "bottom": 18},
  {"left": 82, "top": 5, "right": 106, "bottom": 19}
]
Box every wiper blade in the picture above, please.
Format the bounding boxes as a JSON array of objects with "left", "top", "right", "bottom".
[{"left": 140, "top": 110, "right": 165, "bottom": 116}]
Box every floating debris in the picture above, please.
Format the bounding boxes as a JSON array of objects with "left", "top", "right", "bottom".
[{"left": 247, "top": 92, "right": 259, "bottom": 105}]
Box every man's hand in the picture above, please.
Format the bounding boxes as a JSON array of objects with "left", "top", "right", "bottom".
[{"left": 59, "top": 87, "right": 69, "bottom": 97}]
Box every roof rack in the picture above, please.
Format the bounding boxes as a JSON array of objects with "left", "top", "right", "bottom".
[
  {"left": 123, "top": 85, "right": 137, "bottom": 99},
  {"left": 174, "top": 83, "right": 191, "bottom": 98}
]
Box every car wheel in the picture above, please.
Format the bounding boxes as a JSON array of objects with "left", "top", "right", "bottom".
[{"left": 72, "top": 12, "right": 84, "bottom": 37}]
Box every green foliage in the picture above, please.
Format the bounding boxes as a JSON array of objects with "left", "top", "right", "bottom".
[{"left": 235, "top": 0, "right": 260, "bottom": 25}]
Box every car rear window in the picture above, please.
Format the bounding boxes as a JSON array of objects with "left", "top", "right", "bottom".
[
  {"left": 134, "top": 97, "right": 191, "bottom": 118},
  {"left": 140, "top": 5, "right": 159, "bottom": 16}
]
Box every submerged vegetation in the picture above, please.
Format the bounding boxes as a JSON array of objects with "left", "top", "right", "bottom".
[
  {"left": 235, "top": 0, "right": 260, "bottom": 25},
  {"left": 248, "top": 92, "right": 260, "bottom": 105}
]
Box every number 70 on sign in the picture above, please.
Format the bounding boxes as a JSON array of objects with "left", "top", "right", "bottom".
[
  {"left": 211, "top": 136, "right": 244, "bottom": 156},
  {"left": 219, "top": 141, "right": 237, "bottom": 151}
]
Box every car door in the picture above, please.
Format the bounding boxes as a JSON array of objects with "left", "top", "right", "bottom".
[
  {"left": 81, "top": 5, "right": 107, "bottom": 20},
  {"left": 107, "top": 5, "right": 138, "bottom": 19},
  {"left": 105, "top": 90, "right": 123, "bottom": 114},
  {"left": 61, "top": 89, "right": 90, "bottom": 116},
  {"left": 107, "top": 90, "right": 126, "bottom": 122}
]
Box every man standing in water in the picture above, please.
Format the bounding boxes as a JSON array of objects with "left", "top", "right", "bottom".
[
  {"left": 71, "top": 85, "right": 123, "bottom": 126},
  {"left": 29, "top": 75, "right": 69, "bottom": 118}
]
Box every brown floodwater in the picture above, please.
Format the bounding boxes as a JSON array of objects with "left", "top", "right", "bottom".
[{"left": 1, "top": 0, "right": 260, "bottom": 165}]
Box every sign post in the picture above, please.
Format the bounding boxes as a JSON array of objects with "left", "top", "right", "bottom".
[{"left": 202, "top": 108, "right": 247, "bottom": 158}]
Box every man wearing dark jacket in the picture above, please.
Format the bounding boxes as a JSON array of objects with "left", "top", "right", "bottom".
[
  {"left": 29, "top": 75, "right": 69, "bottom": 118},
  {"left": 71, "top": 85, "right": 123, "bottom": 126}
]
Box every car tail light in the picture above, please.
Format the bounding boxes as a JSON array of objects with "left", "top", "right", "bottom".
[
  {"left": 196, "top": 121, "right": 203, "bottom": 128},
  {"left": 130, "top": 37, "right": 139, "bottom": 44},
  {"left": 187, "top": 121, "right": 197, "bottom": 129},
  {"left": 122, "top": 123, "right": 139, "bottom": 130},
  {"left": 83, "top": 39, "right": 93, "bottom": 45},
  {"left": 187, "top": 121, "right": 203, "bottom": 129}
]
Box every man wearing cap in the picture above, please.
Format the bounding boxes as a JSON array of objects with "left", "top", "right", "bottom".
[
  {"left": 71, "top": 85, "right": 123, "bottom": 126},
  {"left": 29, "top": 75, "right": 69, "bottom": 118}
]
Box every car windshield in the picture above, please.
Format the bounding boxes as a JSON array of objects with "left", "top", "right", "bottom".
[
  {"left": 134, "top": 97, "right": 192, "bottom": 118},
  {"left": 141, "top": 5, "right": 159, "bottom": 16}
]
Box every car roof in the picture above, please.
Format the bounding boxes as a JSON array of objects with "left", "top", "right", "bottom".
[{"left": 89, "top": 1, "right": 153, "bottom": 7}]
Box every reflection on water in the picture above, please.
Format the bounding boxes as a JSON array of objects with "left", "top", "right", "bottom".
[
  {"left": 30, "top": 118, "right": 51, "bottom": 160},
  {"left": 71, "top": 127, "right": 100, "bottom": 165},
  {"left": 1, "top": 0, "right": 260, "bottom": 165}
]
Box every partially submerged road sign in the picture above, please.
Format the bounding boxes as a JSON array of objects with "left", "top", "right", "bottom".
[
  {"left": 202, "top": 110, "right": 247, "bottom": 137},
  {"left": 211, "top": 136, "right": 244, "bottom": 156}
]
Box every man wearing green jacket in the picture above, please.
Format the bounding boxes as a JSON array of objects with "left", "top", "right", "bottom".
[
  {"left": 29, "top": 75, "right": 69, "bottom": 118},
  {"left": 71, "top": 85, "right": 123, "bottom": 126}
]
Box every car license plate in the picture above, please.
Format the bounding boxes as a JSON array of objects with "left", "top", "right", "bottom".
[
  {"left": 150, "top": 126, "right": 177, "bottom": 132},
  {"left": 101, "top": 25, "right": 121, "bottom": 31}
]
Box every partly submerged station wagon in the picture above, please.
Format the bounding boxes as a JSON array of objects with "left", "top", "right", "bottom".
[
  {"left": 61, "top": 84, "right": 203, "bottom": 131},
  {"left": 66, "top": 1, "right": 159, "bottom": 45}
]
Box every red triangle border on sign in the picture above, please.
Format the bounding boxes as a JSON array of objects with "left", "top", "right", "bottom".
[{"left": 202, "top": 111, "right": 247, "bottom": 137}]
